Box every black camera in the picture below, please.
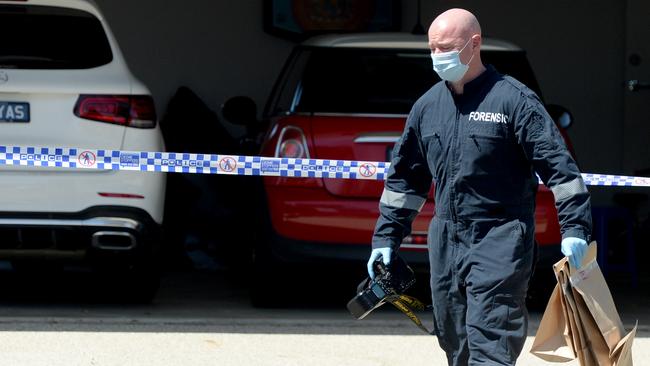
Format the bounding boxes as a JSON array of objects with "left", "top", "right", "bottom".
[{"left": 347, "top": 254, "right": 416, "bottom": 320}]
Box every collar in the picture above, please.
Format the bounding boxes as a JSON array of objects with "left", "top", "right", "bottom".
[{"left": 447, "top": 64, "right": 497, "bottom": 97}]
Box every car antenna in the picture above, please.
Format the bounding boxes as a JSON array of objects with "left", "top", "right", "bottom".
[{"left": 411, "top": 0, "right": 426, "bottom": 35}]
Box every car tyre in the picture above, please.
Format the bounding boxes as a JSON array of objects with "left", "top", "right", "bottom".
[
  {"left": 92, "top": 256, "right": 160, "bottom": 304},
  {"left": 120, "top": 261, "right": 161, "bottom": 304},
  {"left": 249, "top": 242, "right": 292, "bottom": 308}
]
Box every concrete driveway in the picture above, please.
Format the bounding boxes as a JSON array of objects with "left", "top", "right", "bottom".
[{"left": 0, "top": 269, "right": 646, "bottom": 366}]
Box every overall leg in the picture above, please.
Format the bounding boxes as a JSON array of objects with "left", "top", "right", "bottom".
[
  {"left": 464, "top": 219, "right": 535, "bottom": 365},
  {"left": 429, "top": 217, "right": 470, "bottom": 366}
]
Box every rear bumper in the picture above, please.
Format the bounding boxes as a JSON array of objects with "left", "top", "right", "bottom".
[
  {"left": 0, "top": 169, "right": 166, "bottom": 224},
  {"left": 265, "top": 185, "right": 433, "bottom": 244},
  {"left": 0, "top": 206, "right": 161, "bottom": 261},
  {"left": 266, "top": 186, "right": 561, "bottom": 249},
  {"left": 267, "top": 229, "right": 430, "bottom": 270},
  {"left": 269, "top": 225, "right": 561, "bottom": 266}
]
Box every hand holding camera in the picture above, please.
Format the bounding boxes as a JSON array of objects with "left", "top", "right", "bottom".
[
  {"left": 349, "top": 250, "right": 434, "bottom": 334},
  {"left": 348, "top": 250, "right": 416, "bottom": 319},
  {"left": 366, "top": 247, "right": 393, "bottom": 279}
]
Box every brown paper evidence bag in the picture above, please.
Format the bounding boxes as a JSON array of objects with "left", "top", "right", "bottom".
[{"left": 531, "top": 242, "right": 637, "bottom": 366}]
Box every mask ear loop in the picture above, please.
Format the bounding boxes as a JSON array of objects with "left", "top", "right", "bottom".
[
  {"left": 459, "top": 36, "right": 473, "bottom": 53},
  {"left": 460, "top": 36, "right": 476, "bottom": 66}
]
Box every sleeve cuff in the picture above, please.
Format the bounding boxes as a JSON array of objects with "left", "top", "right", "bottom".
[
  {"left": 561, "top": 228, "right": 591, "bottom": 243},
  {"left": 371, "top": 237, "right": 399, "bottom": 250}
]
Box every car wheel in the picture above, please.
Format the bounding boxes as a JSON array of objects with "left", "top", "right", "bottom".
[
  {"left": 120, "top": 261, "right": 161, "bottom": 304},
  {"left": 92, "top": 257, "right": 161, "bottom": 304},
  {"left": 249, "top": 243, "right": 291, "bottom": 308}
]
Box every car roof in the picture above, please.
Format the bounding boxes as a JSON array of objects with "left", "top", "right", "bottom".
[{"left": 302, "top": 32, "right": 523, "bottom": 52}]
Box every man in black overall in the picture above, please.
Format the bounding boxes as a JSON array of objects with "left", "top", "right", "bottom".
[{"left": 367, "top": 8, "right": 592, "bottom": 366}]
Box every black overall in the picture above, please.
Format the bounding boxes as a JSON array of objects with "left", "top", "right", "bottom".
[{"left": 372, "top": 65, "right": 591, "bottom": 365}]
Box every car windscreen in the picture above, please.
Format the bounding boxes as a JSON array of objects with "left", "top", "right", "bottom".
[
  {"left": 290, "top": 47, "right": 541, "bottom": 115},
  {"left": 0, "top": 5, "right": 113, "bottom": 69}
]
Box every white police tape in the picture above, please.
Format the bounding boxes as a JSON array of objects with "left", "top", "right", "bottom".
[
  {"left": 1, "top": 146, "right": 649, "bottom": 187},
  {"left": 0, "top": 146, "right": 388, "bottom": 180}
]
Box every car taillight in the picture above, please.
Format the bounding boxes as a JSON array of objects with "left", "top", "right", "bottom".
[
  {"left": 98, "top": 192, "right": 145, "bottom": 199},
  {"left": 275, "top": 126, "right": 310, "bottom": 159},
  {"left": 74, "top": 95, "right": 157, "bottom": 128}
]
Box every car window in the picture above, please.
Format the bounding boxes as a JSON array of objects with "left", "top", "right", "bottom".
[
  {"left": 298, "top": 48, "right": 434, "bottom": 115},
  {"left": 269, "top": 46, "right": 542, "bottom": 116},
  {"left": 0, "top": 5, "right": 113, "bottom": 69},
  {"left": 264, "top": 49, "right": 311, "bottom": 118}
]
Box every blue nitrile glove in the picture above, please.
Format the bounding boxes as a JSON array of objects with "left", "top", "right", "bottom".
[
  {"left": 367, "top": 247, "right": 392, "bottom": 279},
  {"left": 561, "top": 237, "right": 588, "bottom": 269}
]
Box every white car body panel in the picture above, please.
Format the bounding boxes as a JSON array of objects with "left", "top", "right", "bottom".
[{"left": 0, "top": 0, "right": 165, "bottom": 224}]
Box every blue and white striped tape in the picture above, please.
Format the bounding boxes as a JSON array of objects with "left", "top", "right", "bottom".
[{"left": 0, "top": 146, "right": 649, "bottom": 187}]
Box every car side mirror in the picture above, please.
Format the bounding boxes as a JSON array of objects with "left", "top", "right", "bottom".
[
  {"left": 545, "top": 104, "right": 573, "bottom": 129},
  {"left": 222, "top": 96, "right": 258, "bottom": 127}
]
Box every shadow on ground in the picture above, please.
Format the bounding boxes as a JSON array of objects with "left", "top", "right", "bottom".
[{"left": 0, "top": 260, "right": 646, "bottom": 337}]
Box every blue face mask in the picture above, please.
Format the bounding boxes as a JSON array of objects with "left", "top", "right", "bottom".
[{"left": 430, "top": 37, "right": 474, "bottom": 82}]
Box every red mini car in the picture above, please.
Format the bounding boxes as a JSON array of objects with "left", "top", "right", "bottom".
[{"left": 225, "top": 33, "right": 577, "bottom": 304}]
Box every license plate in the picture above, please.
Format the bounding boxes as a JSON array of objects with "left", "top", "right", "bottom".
[{"left": 0, "top": 102, "right": 30, "bottom": 122}]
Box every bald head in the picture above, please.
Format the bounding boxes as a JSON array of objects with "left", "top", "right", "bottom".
[
  {"left": 429, "top": 8, "right": 481, "bottom": 41},
  {"left": 428, "top": 8, "right": 485, "bottom": 89}
]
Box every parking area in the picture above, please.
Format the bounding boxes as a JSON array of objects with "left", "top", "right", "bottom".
[{"left": 0, "top": 265, "right": 647, "bottom": 365}]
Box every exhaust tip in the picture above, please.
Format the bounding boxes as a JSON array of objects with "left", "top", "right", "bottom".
[{"left": 92, "top": 231, "right": 136, "bottom": 250}]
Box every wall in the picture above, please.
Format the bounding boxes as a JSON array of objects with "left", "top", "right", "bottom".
[
  {"left": 402, "top": 0, "right": 627, "bottom": 180},
  {"left": 96, "top": 0, "right": 632, "bottom": 193},
  {"left": 95, "top": 0, "right": 295, "bottom": 138}
]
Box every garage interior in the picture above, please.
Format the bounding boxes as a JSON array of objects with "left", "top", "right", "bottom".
[
  {"left": 79, "top": 0, "right": 650, "bottom": 295},
  {"left": 0, "top": 0, "right": 647, "bottom": 307}
]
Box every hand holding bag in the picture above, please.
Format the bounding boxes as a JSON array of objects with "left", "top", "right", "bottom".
[{"left": 530, "top": 242, "right": 637, "bottom": 366}]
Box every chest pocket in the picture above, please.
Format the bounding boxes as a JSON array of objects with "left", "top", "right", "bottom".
[
  {"left": 466, "top": 120, "right": 511, "bottom": 156},
  {"left": 461, "top": 120, "right": 519, "bottom": 193},
  {"left": 469, "top": 119, "right": 509, "bottom": 138}
]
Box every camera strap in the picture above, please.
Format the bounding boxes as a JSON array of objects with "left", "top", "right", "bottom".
[{"left": 385, "top": 294, "right": 436, "bottom": 335}]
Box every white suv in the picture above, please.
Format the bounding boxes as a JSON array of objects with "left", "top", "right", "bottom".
[{"left": 0, "top": 0, "right": 165, "bottom": 301}]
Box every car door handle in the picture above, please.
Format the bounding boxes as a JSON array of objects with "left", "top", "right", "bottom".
[
  {"left": 354, "top": 133, "right": 401, "bottom": 144},
  {"left": 627, "top": 80, "right": 650, "bottom": 92}
]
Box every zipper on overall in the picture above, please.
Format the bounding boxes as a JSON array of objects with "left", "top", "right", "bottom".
[{"left": 449, "top": 106, "right": 461, "bottom": 223}]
